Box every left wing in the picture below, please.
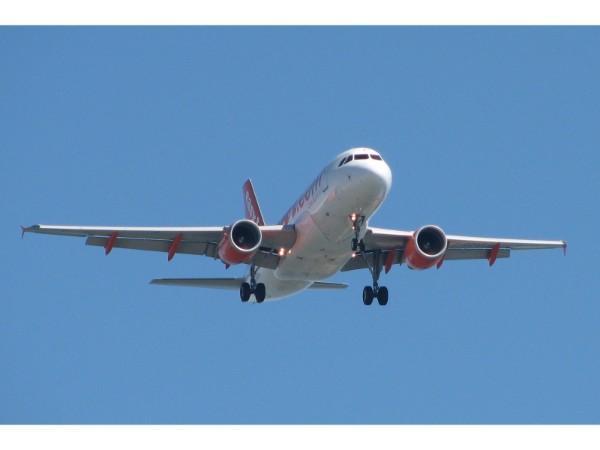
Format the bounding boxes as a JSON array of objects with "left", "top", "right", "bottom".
[
  {"left": 22, "top": 224, "right": 296, "bottom": 270},
  {"left": 342, "top": 226, "right": 566, "bottom": 272}
]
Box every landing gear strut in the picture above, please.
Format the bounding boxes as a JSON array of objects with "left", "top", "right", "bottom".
[
  {"left": 349, "top": 214, "right": 389, "bottom": 305},
  {"left": 350, "top": 214, "right": 366, "bottom": 253},
  {"left": 360, "top": 249, "right": 389, "bottom": 306},
  {"left": 240, "top": 265, "right": 266, "bottom": 303}
]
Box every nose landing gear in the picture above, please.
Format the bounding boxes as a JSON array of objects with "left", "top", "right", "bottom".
[
  {"left": 350, "top": 213, "right": 366, "bottom": 253},
  {"left": 240, "top": 265, "right": 266, "bottom": 303}
]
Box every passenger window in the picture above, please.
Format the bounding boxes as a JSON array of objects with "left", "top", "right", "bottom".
[
  {"left": 370, "top": 154, "right": 382, "bottom": 160},
  {"left": 355, "top": 154, "right": 369, "bottom": 160}
]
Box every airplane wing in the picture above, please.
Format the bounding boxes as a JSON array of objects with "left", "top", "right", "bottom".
[
  {"left": 342, "top": 226, "right": 566, "bottom": 272},
  {"left": 22, "top": 223, "right": 296, "bottom": 270}
]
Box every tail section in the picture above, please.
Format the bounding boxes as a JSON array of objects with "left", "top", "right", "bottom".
[
  {"left": 151, "top": 278, "right": 244, "bottom": 289},
  {"left": 243, "top": 179, "right": 266, "bottom": 225}
]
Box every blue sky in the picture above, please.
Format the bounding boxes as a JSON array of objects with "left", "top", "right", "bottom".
[{"left": 1, "top": 27, "right": 599, "bottom": 423}]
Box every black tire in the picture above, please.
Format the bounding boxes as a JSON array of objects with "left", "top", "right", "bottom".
[
  {"left": 255, "top": 283, "right": 266, "bottom": 303},
  {"left": 362, "top": 286, "right": 374, "bottom": 306},
  {"left": 240, "top": 282, "right": 251, "bottom": 302},
  {"left": 377, "top": 286, "right": 389, "bottom": 306},
  {"left": 359, "top": 240, "right": 366, "bottom": 252}
]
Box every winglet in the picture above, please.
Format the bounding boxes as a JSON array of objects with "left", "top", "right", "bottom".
[
  {"left": 20, "top": 225, "right": 36, "bottom": 238},
  {"left": 563, "top": 240, "right": 568, "bottom": 256}
]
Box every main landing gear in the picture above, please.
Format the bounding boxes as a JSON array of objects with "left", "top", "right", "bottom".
[
  {"left": 360, "top": 249, "right": 389, "bottom": 306},
  {"left": 349, "top": 214, "right": 389, "bottom": 306},
  {"left": 240, "top": 265, "right": 266, "bottom": 303},
  {"left": 362, "top": 283, "right": 388, "bottom": 306}
]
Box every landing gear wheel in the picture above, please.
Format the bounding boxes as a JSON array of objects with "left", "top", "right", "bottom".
[
  {"left": 240, "top": 282, "right": 251, "bottom": 302},
  {"left": 254, "top": 283, "right": 266, "bottom": 303},
  {"left": 358, "top": 248, "right": 391, "bottom": 307},
  {"left": 377, "top": 286, "right": 389, "bottom": 306},
  {"left": 362, "top": 286, "right": 374, "bottom": 306}
]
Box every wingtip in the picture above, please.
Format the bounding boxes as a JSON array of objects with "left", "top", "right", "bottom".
[
  {"left": 563, "top": 240, "right": 568, "bottom": 256},
  {"left": 20, "top": 225, "right": 35, "bottom": 239}
]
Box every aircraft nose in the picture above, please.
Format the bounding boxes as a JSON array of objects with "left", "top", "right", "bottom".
[
  {"left": 357, "top": 159, "right": 392, "bottom": 195},
  {"left": 343, "top": 157, "right": 392, "bottom": 201}
]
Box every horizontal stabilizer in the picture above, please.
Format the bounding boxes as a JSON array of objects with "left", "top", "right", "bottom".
[
  {"left": 150, "top": 278, "right": 244, "bottom": 290},
  {"left": 309, "top": 281, "right": 348, "bottom": 290},
  {"left": 150, "top": 278, "right": 348, "bottom": 291}
]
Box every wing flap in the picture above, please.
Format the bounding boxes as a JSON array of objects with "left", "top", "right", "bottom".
[
  {"left": 85, "top": 236, "right": 280, "bottom": 269},
  {"left": 445, "top": 247, "right": 510, "bottom": 260},
  {"left": 261, "top": 225, "right": 296, "bottom": 249},
  {"left": 85, "top": 236, "right": 218, "bottom": 257},
  {"left": 362, "top": 227, "right": 411, "bottom": 249}
]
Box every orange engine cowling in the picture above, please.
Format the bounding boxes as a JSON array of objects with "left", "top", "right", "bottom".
[
  {"left": 404, "top": 225, "right": 448, "bottom": 270},
  {"left": 217, "top": 219, "right": 262, "bottom": 265}
]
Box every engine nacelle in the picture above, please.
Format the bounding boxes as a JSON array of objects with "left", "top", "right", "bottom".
[
  {"left": 217, "top": 219, "right": 262, "bottom": 265},
  {"left": 404, "top": 225, "right": 448, "bottom": 270}
]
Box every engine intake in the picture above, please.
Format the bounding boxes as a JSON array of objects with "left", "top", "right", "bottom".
[
  {"left": 218, "top": 219, "right": 262, "bottom": 265},
  {"left": 404, "top": 225, "right": 448, "bottom": 270}
]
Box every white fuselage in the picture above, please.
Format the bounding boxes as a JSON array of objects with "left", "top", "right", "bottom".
[{"left": 251, "top": 147, "right": 392, "bottom": 300}]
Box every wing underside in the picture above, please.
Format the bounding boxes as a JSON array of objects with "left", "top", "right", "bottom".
[
  {"left": 342, "top": 226, "right": 565, "bottom": 272},
  {"left": 23, "top": 224, "right": 296, "bottom": 270}
]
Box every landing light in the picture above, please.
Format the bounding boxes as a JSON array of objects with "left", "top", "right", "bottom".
[
  {"left": 350, "top": 213, "right": 357, "bottom": 222},
  {"left": 278, "top": 248, "right": 286, "bottom": 256},
  {"left": 352, "top": 252, "right": 356, "bottom": 258}
]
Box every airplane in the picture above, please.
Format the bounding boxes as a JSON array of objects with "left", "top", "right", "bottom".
[{"left": 22, "top": 147, "right": 566, "bottom": 305}]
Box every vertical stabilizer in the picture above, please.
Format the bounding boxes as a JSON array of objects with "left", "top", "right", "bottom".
[{"left": 243, "top": 179, "right": 266, "bottom": 225}]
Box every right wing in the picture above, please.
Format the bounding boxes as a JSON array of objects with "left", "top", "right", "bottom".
[{"left": 22, "top": 224, "right": 296, "bottom": 270}]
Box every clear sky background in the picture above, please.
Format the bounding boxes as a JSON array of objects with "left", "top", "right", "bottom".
[{"left": 1, "top": 27, "right": 599, "bottom": 424}]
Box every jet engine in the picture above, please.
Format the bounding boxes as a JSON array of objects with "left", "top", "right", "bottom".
[
  {"left": 404, "top": 225, "right": 448, "bottom": 270},
  {"left": 217, "top": 219, "right": 262, "bottom": 265}
]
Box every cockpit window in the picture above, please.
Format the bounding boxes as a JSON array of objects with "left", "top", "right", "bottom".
[
  {"left": 338, "top": 155, "right": 356, "bottom": 167},
  {"left": 354, "top": 154, "right": 369, "bottom": 160},
  {"left": 370, "top": 154, "right": 382, "bottom": 160}
]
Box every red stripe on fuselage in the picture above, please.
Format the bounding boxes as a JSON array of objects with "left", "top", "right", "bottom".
[{"left": 280, "top": 172, "right": 323, "bottom": 225}]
